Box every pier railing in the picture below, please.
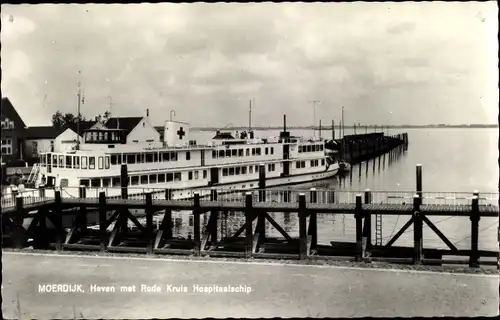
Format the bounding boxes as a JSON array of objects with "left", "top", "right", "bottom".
[{"left": 2, "top": 185, "right": 499, "bottom": 210}]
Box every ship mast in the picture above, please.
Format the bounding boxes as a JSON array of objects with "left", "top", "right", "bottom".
[
  {"left": 76, "top": 71, "right": 83, "bottom": 150},
  {"left": 249, "top": 99, "right": 252, "bottom": 132}
]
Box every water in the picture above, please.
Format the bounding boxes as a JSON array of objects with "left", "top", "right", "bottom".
[{"left": 156, "top": 128, "right": 499, "bottom": 251}]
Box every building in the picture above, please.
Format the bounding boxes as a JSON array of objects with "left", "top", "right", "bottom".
[
  {"left": 25, "top": 126, "right": 60, "bottom": 161},
  {"left": 1, "top": 98, "right": 27, "bottom": 165},
  {"left": 104, "top": 110, "right": 160, "bottom": 143},
  {"left": 55, "top": 121, "right": 96, "bottom": 152}
]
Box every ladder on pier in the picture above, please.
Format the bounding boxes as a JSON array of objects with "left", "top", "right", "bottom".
[
  {"left": 27, "top": 163, "right": 40, "bottom": 185},
  {"left": 375, "top": 213, "right": 383, "bottom": 246}
]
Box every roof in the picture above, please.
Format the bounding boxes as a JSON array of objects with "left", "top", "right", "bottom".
[
  {"left": 25, "top": 126, "right": 61, "bottom": 139},
  {"left": 1, "top": 98, "right": 27, "bottom": 128},
  {"left": 64, "top": 120, "right": 97, "bottom": 134},
  {"left": 213, "top": 132, "right": 235, "bottom": 140},
  {"left": 105, "top": 117, "right": 143, "bottom": 134}
]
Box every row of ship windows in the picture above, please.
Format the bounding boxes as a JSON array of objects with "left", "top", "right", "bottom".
[
  {"left": 41, "top": 154, "right": 111, "bottom": 170},
  {"left": 212, "top": 146, "right": 274, "bottom": 159},
  {"left": 80, "top": 170, "right": 209, "bottom": 188},
  {"left": 298, "top": 144, "right": 324, "bottom": 153},
  {"left": 296, "top": 159, "right": 324, "bottom": 169},
  {"left": 110, "top": 152, "right": 182, "bottom": 165},
  {"left": 222, "top": 163, "right": 277, "bottom": 177}
]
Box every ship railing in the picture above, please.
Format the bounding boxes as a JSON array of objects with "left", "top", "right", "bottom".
[{"left": 1, "top": 186, "right": 58, "bottom": 209}]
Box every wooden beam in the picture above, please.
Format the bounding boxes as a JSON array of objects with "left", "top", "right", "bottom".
[
  {"left": 98, "top": 191, "right": 107, "bottom": 252},
  {"left": 422, "top": 216, "right": 458, "bottom": 253},
  {"left": 264, "top": 213, "right": 293, "bottom": 242},
  {"left": 386, "top": 216, "right": 415, "bottom": 247},
  {"left": 298, "top": 193, "right": 307, "bottom": 260},
  {"left": 193, "top": 193, "right": 201, "bottom": 256},
  {"left": 355, "top": 194, "right": 363, "bottom": 261},
  {"left": 145, "top": 192, "right": 153, "bottom": 254},
  {"left": 245, "top": 192, "right": 254, "bottom": 258},
  {"left": 469, "top": 194, "right": 480, "bottom": 267},
  {"left": 413, "top": 195, "right": 423, "bottom": 264}
]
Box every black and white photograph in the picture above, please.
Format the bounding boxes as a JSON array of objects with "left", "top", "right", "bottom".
[{"left": 1, "top": 1, "right": 498, "bottom": 319}]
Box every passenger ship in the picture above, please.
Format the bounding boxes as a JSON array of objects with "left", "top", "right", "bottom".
[{"left": 31, "top": 117, "right": 340, "bottom": 199}]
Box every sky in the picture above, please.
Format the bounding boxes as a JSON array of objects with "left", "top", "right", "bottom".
[{"left": 1, "top": 2, "right": 498, "bottom": 127}]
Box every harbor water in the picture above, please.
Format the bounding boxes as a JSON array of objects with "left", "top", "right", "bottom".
[{"left": 141, "top": 128, "right": 498, "bottom": 251}]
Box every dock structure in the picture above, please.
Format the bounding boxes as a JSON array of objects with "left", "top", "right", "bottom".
[{"left": 1, "top": 164, "right": 498, "bottom": 268}]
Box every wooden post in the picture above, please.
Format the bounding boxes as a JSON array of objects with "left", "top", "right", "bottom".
[
  {"left": 355, "top": 194, "right": 363, "bottom": 261},
  {"left": 416, "top": 164, "right": 423, "bottom": 200},
  {"left": 210, "top": 189, "right": 218, "bottom": 243},
  {"left": 469, "top": 192, "right": 480, "bottom": 268},
  {"left": 363, "top": 189, "right": 372, "bottom": 254},
  {"left": 145, "top": 192, "right": 153, "bottom": 254},
  {"left": 78, "top": 186, "right": 87, "bottom": 235},
  {"left": 308, "top": 188, "right": 317, "bottom": 250},
  {"left": 164, "top": 189, "right": 173, "bottom": 239},
  {"left": 13, "top": 195, "right": 25, "bottom": 248},
  {"left": 413, "top": 194, "right": 423, "bottom": 264},
  {"left": 193, "top": 192, "right": 201, "bottom": 256},
  {"left": 54, "top": 190, "right": 63, "bottom": 251},
  {"left": 258, "top": 164, "right": 266, "bottom": 202},
  {"left": 298, "top": 193, "right": 307, "bottom": 260},
  {"left": 38, "top": 184, "right": 46, "bottom": 198},
  {"left": 98, "top": 191, "right": 107, "bottom": 252},
  {"left": 119, "top": 164, "right": 128, "bottom": 233},
  {"left": 245, "top": 192, "right": 253, "bottom": 258}
]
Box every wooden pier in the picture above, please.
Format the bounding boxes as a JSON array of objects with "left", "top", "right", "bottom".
[{"left": 2, "top": 164, "right": 498, "bottom": 268}]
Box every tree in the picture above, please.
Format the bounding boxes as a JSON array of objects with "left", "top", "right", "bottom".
[{"left": 52, "top": 111, "right": 87, "bottom": 130}]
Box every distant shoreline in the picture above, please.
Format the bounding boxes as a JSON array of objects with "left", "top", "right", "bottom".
[{"left": 192, "top": 125, "right": 499, "bottom": 131}]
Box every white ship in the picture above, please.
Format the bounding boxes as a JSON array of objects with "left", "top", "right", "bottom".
[{"left": 30, "top": 116, "right": 340, "bottom": 199}]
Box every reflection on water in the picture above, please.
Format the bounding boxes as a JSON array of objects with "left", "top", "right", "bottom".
[{"left": 145, "top": 129, "right": 498, "bottom": 251}]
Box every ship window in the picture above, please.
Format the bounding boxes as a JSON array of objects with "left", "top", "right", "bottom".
[
  {"left": 194, "top": 171, "right": 199, "bottom": 179},
  {"left": 111, "top": 155, "right": 117, "bottom": 165},
  {"left": 131, "top": 176, "right": 139, "bottom": 185},
  {"left": 229, "top": 167, "right": 235, "bottom": 176},
  {"left": 249, "top": 166, "right": 253, "bottom": 174},
  {"left": 246, "top": 149, "right": 250, "bottom": 156},
  {"left": 52, "top": 155, "right": 57, "bottom": 168},
  {"left": 59, "top": 155, "right": 64, "bottom": 168},
  {"left": 219, "top": 150, "right": 224, "bottom": 158},
  {"left": 141, "top": 175, "right": 148, "bottom": 184},
  {"left": 105, "top": 157, "right": 110, "bottom": 169},
  {"left": 225, "top": 150, "right": 230, "bottom": 157},
  {"left": 102, "top": 178, "right": 111, "bottom": 187},
  {"left": 272, "top": 164, "right": 275, "bottom": 171},
  {"left": 256, "top": 148, "right": 261, "bottom": 156},
  {"left": 117, "top": 154, "right": 122, "bottom": 165},
  {"left": 163, "top": 152, "right": 170, "bottom": 161},
  {"left": 236, "top": 167, "right": 240, "bottom": 175},
  {"left": 171, "top": 152, "right": 177, "bottom": 161},
  {"left": 186, "top": 151, "right": 191, "bottom": 161},
  {"left": 97, "top": 156, "right": 103, "bottom": 169},
  {"left": 80, "top": 179, "right": 89, "bottom": 187},
  {"left": 271, "top": 147, "right": 274, "bottom": 154},
  {"left": 296, "top": 161, "right": 300, "bottom": 169},
  {"left": 231, "top": 149, "right": 237, "bottom": 157},
  {"left": 302, "top": 161, "right": 306, "bottom": 168},
  {"left": 241, "top": 166, "right": 247, "bottom": 174},
  {"left": 188, "top": 171, "right": 193, "bottom": 180},
  {"left": 127, "top": 154, "right": 136, "bottom": 164},
  {"left": 158, "top": 173, "right": 165, "bottom": 183},
  {"left": 321, "top": 159, "right": 325, "bottom": 165},
  {"left": 307, "top": 145, "right": 312, "bottom": 152},
  {"left": 310, "top": 160, "right": 314, "bottom": 167},
  {"left": 203, "top": 170, "right": 207, "bottom": 179},
  {"left": 149, "top": 174, "right": 157, "bottom": 184},
  {"left": 265, "top": 147, "right": 269, "bottom": 155},
  {"left": 91, "top": 178, "right": 100, "bottom": 188},
  {"left": 89, "top": 157, "right": 96, "bottom": 169},
  {"left": 153, "top": 152, "right": 158, "bottom": 162},
  {"left": 65, "top": 156, "right": 72, "bottom": 168},
  {"left": 47, "top": 154, "right": 51, "bottom": 165},
  {"left": 299, "top": 146, "right": 303, "bottom": 153},
  {"left": 268, "top": 164, "right": 272, "bottom": 171},
  {"left": 112, "top": 177, "right": 121, "bottom": 187},
  {"left": 73, "top": 156, "right": 80, "bottom": 169},
  {"left": 137, "top": 153, "right": 144, "bottom": 163},
  {"left": 251, "top": 148, "right": 256, "bottom": 156},
  {"left": 320, "top": 145, "right": 324, "bottom": 151},
  {"left": 146, "top": 153, "right": 153, "bottom": 163},
  {"left": 238, "top": 149, "right": 243, "bottom": 157},
  {"left": 222, "top": 168, "right": 228, "bottom": 176},
  {"left": 174, "top": 172, "right": 181, "bottom": 181},
  {"left": 212, "top": 151, "right": 217, "bottom": 158},
  {"left": 167, "top": 173, "right": 173, "bottom": 182},
  {"left": 255, "top": 165, "right": 259, "bottom": 172},
  {"left": 81, "top": 156, "right": 88, "bottom": 169}
]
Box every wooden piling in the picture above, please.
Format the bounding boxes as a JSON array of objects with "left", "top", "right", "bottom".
[
  {"left": 308, "top": 188, "right": 317, "bottom": 250},
  {"left": 13, "top": 195, "right": 25, "bottom": 248},
  {"left": 210, "top": 190, "right": 218, "bottom": 243},
  {"left": 193, "top": 192, "right": 201, "bottom": 256},
  {"left": 245, "top": 192, "right": 253, "bottom": 258},
  {"left": 78, "top": 186, "right": 87, "bottom": 235},
  {"left": 119, "top": 164, "right": 129, "bottom": 232},
  {"left": 145, "top": 192, "right": 153, "bottom": 254},
  {"left": 413, "top": 194, "right": 423, "bottom": 264},
  {"left": 98, "top": 191, "right": 107, "bottom": 252},
  {"left": 54, "top": 191, "right": 63, "bottom": 251},
  {"left": 469, "top": 192, "right": 480, "bottom": 267},
  {"left": 355, "top": 194, "right": 363, "bottom": 261},
  {"left": 258, "top": 164, "right": 266, "bottom": 241},
  {"left": 164, "top": 189, "right": 173, "bottom": 239},
  {"left": 363, "top": 189, "right": 372, "bottom": 255},
  {"left": 298, "top": 193, "right": 307, "bottom": 260},
  {"left": 416, "top": 164, "right": 423, "bottom": 200}
]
